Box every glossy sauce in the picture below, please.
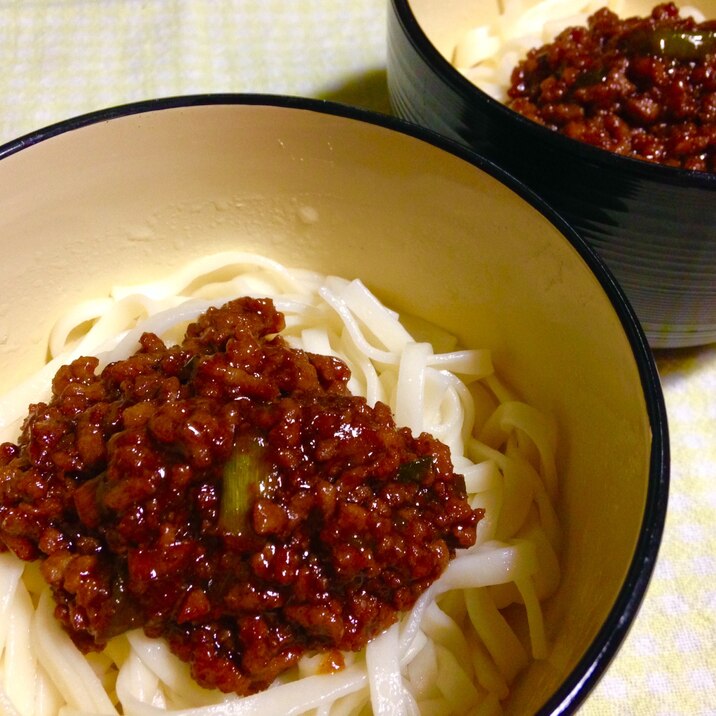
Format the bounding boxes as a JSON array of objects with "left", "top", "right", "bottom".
[
  {"left": 0, "top": 297, "right": 479, "bottom": 694},
  {"left": 508, "top": 3, "right": 716, "bottom": 171}
]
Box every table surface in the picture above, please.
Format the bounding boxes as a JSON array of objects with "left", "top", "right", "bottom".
[{"left": 0, "top": 2, "right": 713, "bottom": 714}]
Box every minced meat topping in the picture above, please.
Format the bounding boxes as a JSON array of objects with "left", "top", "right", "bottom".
[
  {"left": 0, "top": 297, "right": 480, "bottom": 694},
  {"left": 508, "top": 3, "right": 716, "bottom": 171}
]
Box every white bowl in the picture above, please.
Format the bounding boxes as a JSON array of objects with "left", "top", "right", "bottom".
[{"left": 0, "top": 95, "right": 667, "bottom": 714}]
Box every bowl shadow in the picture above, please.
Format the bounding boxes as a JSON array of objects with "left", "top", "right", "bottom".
[{"left": 317, "top": 68, "right": 394, "bottom": 115}]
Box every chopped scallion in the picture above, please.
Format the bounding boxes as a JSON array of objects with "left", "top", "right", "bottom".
[
  {"left": 397, "top": 456, "right": 433, "bottom": 483},
  {"left": 219, "top": 435, "right": 268, "bottom": 534}
]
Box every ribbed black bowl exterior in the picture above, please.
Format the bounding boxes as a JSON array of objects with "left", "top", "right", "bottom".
[{"left": 387, "top": 0, "right": 716, "bottom": 348}]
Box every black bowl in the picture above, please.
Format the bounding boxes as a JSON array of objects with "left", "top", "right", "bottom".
[{"left": 387, "top": 0, "right": 716, "bottom": 348}]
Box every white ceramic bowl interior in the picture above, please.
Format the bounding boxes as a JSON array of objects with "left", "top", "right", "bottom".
[{"left": 0, "top": 98, "right": 665, "bottom": 714}]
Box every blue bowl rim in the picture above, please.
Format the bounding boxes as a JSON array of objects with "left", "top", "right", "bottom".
[
  {"left": 0, "top": 92, "right": 670, "bottom": 715},
  {"left": 390, "top": 0, "right": 716, "bottom": 188}
]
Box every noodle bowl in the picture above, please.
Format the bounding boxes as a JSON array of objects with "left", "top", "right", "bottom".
[
  {"left": 0, "top": 252, "right": 561, "bottom": 716},
  {"left": 0, "top": 97, "right": 666, "bottom": 715}
]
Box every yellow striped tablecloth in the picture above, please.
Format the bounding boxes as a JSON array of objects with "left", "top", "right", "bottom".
[{"left": 0, "top": 1, "right": 713, "bottom": 713}]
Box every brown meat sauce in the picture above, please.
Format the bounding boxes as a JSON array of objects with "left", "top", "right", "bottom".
[
  {"left": 0, "top": 297, "right": 480, "bottom": 694},
  {"left": 508, "top": 3, "right": 716, "bottom": 171}
]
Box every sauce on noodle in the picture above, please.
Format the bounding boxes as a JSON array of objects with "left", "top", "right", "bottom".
[
  {"left": 507, "top": 3, "right": 716, "bottom": 170},
  {"left": 0, "top": 296, "right": 480, "bottom": 695}
]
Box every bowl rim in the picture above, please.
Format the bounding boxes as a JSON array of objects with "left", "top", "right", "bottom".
[
  {"left": 390, "top": 0, "right": 716, "bottom": 187},
  {"left": 0, "top": 93, "right": 670, "bottom": 715}
]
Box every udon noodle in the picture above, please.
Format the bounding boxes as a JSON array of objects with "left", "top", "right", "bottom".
[
  {"left": 452, "top": 0, "right": 706, "bottom": 101},
  {"left": 0, "top": 252, "right": 561, "bottom": 716}
]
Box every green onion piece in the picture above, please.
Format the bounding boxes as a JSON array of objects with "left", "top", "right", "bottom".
[
  {"left": 397, "top": 456, "right": 433, "bottom": 483},
  {"left": 219, "top": 435, "right": 268, "bottom": 534},
  {"left": 623, "top": 28, "right": 716, "bottom": 61},
  {"left": 573, "top": 65, "right": 609, "bottom": 89}
]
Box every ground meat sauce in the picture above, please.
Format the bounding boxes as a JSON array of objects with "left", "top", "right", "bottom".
[
  {"left": 0, "top": 297, "right": 480, "bottom": 694},
  {"left": 508, "top": 3, "right": 716, "bottom": 171}
]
